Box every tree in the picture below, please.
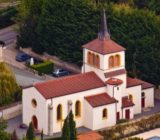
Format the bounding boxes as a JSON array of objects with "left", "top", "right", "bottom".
[
  {"left": 0, "top": 62, "right": 21, "bottom": 106},
  {"left": 62, "top": 111, "right": 77, "bottom": 140},
  {"left": 26, "top": 122, "right": 35, "bottom": 140},
  {"left": 0, "top": 117, "right": 7, "bottom": 131},
  {"left": 62, "top": 116, "right": 70, "bottom": 140},
  {"left": 69, "top": 111, "right": 77, "bottom": 140},
  {"left": 41, "top": 129, "right": 43, "bottom": 140},
  {"left": 11, "top": 129, "right": 18, "bottom": 140}
]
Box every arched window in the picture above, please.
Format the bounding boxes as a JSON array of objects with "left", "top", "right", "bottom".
[
  {"left": 142, "top": 92, "right": 145, "bottom": 97},
  {"left": 129, "top": 94, "right": 133, "bottom": 102},
  {"left": 87, "top": 52, "right": 91, "bottom": 64},
  {"left": 57, "top": 104, "right": 62, "bottom": 121},
  {"left": 95, "top": 55, "right": 100, "bottom": 68},
  {"left": 90, "top": 53, "right": 94, "bottom": 65},
  {"left": 75, "top": 101, "right": 81, "bottom": 117},
  {"left": 109, "top": 56, "right": 114, "bottom": 68},
  {"left": 31, "top": 99, "right": 37, "bottom": 108},
  {"left": 102, "top": 108, "right": 107, "bottom": 119},
  {"left": 114, "top": 55, "right": 121, "bottom": 67}
]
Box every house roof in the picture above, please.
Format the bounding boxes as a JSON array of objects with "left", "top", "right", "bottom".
[
  {"left": 85, "top": 93, "right": 117, "bottom": 108},
  {"left": 34, "top": 72, "right": 105, "bottom": 99},
  {"left": 106, "top": 78, "right": 123, "bottom": 86},
  {"left": 122, "top": 96, "right": 134, "bottom": 108},
  {"left": 82, "top": 38, "right": 125, "bottom": 55},
  {"left": 127, "top": 77, "right": 154, "bottom": 89},
  {"left": 104, "top": 69, "right": 126, "bottom": 78},
  {"left": 78, "top": 131, "right": 103, "bottom": 140}
]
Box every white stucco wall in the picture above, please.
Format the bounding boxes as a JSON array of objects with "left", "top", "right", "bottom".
[
  {"left": 126, "top": 85, "right": 142, "bottom": 114},
  {"left": 142, "top": 88, "right": 154, "bottom": 108},
  {"left": 92, "top": 103, "right": 116, "bottom": 130},
  {"left": 50, "top": 87, "right": 107, "bottom": 133},
  {"left": 83, "top": 100, "right": 93, "bottom": 129},
  {"left": 23, "top": 87, "right": 48, "bottom": 134}
]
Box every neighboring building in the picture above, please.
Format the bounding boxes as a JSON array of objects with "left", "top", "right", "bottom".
[{"left": 22, "top": 9, "right": 154, "bottom": 135}]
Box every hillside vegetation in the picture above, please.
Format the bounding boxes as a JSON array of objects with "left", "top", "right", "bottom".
[{"left": 16, "top": 0, "right": 160, "bottom": 86}]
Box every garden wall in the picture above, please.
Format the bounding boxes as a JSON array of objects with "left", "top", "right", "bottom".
[{"left": 0, "top": 101, "right": 22, "bottom": 120}]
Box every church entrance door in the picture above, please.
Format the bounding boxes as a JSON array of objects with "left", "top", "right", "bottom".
[
  {"left": 32, "top": 115, "right": 38, "bottom": 129},
  {"left": 125, "top": 109, "right": 130, "bottom": 119}
]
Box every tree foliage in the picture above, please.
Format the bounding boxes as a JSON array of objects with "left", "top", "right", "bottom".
[
  {"left": 26, "top": 122, "right": 35, "bottom": 140},
  {"left": 62, "top": 111, "right": 77, "bottom": 140},
  {"left": 0, "top": 62, "right": 21, "bottom": 106},
  {"left": 17, "top": 0, "right": 160, "bottom": 86}
]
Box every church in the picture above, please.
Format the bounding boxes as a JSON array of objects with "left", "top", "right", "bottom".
[{"left": 22, "top": 10, "right": 154, "bottom": 135}]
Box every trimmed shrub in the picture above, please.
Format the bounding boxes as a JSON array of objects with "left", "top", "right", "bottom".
[
  {"left": 117, "top": 119, "right": 128, "bottom": 124},
  {"left": 30, "top": 61, "right": 54, "bottom": 74}
]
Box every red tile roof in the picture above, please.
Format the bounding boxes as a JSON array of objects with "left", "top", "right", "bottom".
[
  {"left": 106, "top": 78, "right": 123, "bottom": 85},
  {"left": 85, "top": 93, "right": 117, "bottom": 107},
  {"left": 122, "top": 96, "right": 134, "bottom": 108},
  {"left": 34, "top": 72, "right": 105, "bottom": 99},
  {"left": 82, "top": 38, "right": 125, "bottom": 55},
  {"left": 105, "top": 69, "right": 126, "bottom": 78},
  {"left": 78, "top": 131, "right": 104, "bottom": 140},
  {"left": 127, "top": 77, "right": 154, "bottom": 89}
]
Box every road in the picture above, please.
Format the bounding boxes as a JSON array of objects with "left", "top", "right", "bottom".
[
  {"left": 9, "top": 64, "right": 54, "bottom": 87},
  {"left": 0, "top": 26, "right": 55, "bottom": 87},
  {"left": 0, "top": 25, "right": 17, "bottom": 45}
]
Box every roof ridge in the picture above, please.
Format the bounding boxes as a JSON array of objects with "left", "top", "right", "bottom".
[{"left": 34, "top": 71, "right": 96, "bottom": 86}]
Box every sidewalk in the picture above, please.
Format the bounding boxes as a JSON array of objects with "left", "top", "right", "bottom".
[{"left": 133, "top": 128, "right": 160, "bottom": 139}]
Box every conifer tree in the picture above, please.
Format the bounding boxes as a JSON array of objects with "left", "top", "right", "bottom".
[
  {"left": 62, "top": 116, "right": 70, "bottom": 140},
  {"left": 69, "top": 111, "right": 77, "bottom": 140},
  {"left": 26, "top": 122, "right": 35, "bottom": 140},
  {"left": 11, "top": 129, "right": 18, "bottom": 140}
]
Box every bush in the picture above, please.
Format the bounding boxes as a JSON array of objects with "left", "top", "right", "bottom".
[
  {"left": 0, "top": 7, "right": 17, "bottom": 29},
  {"left": 117, "top": 119, "right": 128, "bottom": 124},
  {"left": 30, "top": 61, "right": 54, "bottom": 74}
]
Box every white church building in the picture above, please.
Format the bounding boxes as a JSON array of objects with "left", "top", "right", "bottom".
[{"left": 22, "top": 10, "right": 154, "bottom": 135}]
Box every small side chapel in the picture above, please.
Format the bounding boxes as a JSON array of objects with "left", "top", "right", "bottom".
[{"left": 22, "top": 10, "right": 154, "bottom": 135}]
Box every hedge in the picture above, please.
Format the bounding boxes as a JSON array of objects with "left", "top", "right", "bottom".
[
  {"left": 30, "top": 61, "right": 54, "bottom": 74},
  {"left": 0, "top": 7, "right": 17, "bottom": 29}
]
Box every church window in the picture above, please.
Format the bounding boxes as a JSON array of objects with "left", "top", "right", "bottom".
[
  {"left": 129, "top": 94, "right": 133, "bottom": 102},
  {"left": 142, "top": 92, "right": 145, "bottom": 97},
  {"left": 75, "top": 100, "right": 81, "bottom": 117},
  {"left": 114, "top": 55, "right": 121, "bottom": 67},
  {"left": 95, "top": 55, "right": 100, "bottom": 68},
  {"left": 87, "top": 52, "right": 91, "bottom": 64},
  {"left": 31, "top": 99, "right": 37, "bottom": 108},
  {"left": 102, "top": 108, "right": 107, "bottom": 119},
  {"left": 109, "top": 56, "right": 114, "bottom": 68},
  {"left": 87, "top": 51, "right": 100, "bottom": 68},
  {"left": 57, "top": 104, "right": 62, "bottom": 121}
]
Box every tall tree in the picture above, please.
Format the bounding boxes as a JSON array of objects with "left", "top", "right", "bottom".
[
  {"left": 26, "top": 122, "right": 35, "bottom": 140},
  {"left": 69, "top": 111, "right": 77, "bottom": 140},
  {"left": 62, "top": 116, "right": 70, "bottom": 140},
  {"left": 0, "top": 62, "right": 21, "bottom": 106},
  {"left": 11, "top": 129, "right": 18, "bottom": 140}
]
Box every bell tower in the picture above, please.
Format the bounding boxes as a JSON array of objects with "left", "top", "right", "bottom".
[{"left": 82, "top": 9, "right": 126, "bottom": 82}]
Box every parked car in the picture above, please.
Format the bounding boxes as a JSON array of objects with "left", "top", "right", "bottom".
[
  {"left": 26, "top": 57, "right": 43, "bottom": 65},
  {"left": 52, "top": 69, "right": 70, "bottom": 77},
  {"left": 16, "top": 53, "right": 31, "bottom": 62}
]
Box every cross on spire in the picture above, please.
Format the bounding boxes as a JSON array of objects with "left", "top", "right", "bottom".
[{"left": 98, "top": 9, "right": 110, "bottom": 40}]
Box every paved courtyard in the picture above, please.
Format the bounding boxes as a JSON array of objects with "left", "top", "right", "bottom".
[{"left": 134, "top": 99, "right": 160, "bottom": 119}]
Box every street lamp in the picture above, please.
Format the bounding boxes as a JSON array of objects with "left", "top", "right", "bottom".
[{"left": 0, "top": 40, "right": 6, "bottom": 62}]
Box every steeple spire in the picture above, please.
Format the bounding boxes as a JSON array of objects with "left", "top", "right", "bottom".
[{"left": 98, "top": 9, "right": 110, "bottom": 40}]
